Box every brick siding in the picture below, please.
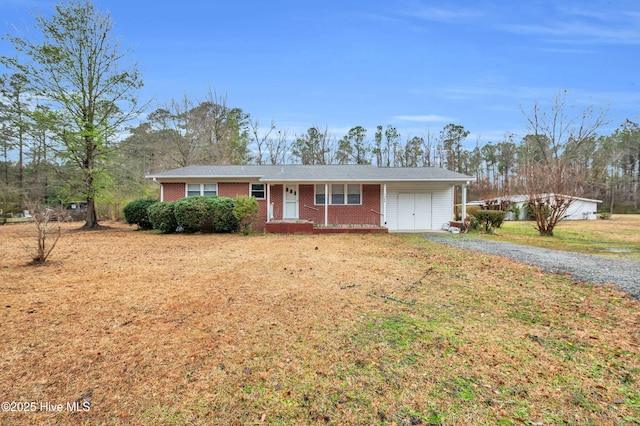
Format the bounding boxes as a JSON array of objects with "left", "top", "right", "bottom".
[
  {"left": 298, "top": 184, "right": 381, "bottom": 225},
  {"left": 161, "top": 182, "right": 269, "bottom": 231},
  {"left": 162, "top": 183, "right": 185, "bottom": 202},
  {"left": 160, "top": 182, "right": 381, "bottom": 229}
]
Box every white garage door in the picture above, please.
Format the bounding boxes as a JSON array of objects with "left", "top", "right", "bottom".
[{"left": 398, "top": 193, "right": 432, "bottom": 230}]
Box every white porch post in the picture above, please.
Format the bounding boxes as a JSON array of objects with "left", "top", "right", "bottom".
[
  {"left": 266, "top": 184, "right": 271, "bottom": 222},
  {"left": 461, "top": 183, "right": 467, "bottom": 220},
  {"left": 324, "top": 183, "right": 328, "bottom": 226},
  {"left": 383, "top": 184, "right": 387, "bottom": 225}
]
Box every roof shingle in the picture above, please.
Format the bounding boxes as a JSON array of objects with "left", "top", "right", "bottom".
[{"left": 147, "top": 164, "right": 474, "bottom": 183}]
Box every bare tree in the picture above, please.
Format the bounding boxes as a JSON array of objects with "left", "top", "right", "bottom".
[
  {"left": 27, "top": 201, "right": 63, "bottom": 264},
  {"left": 147, "top": 103, "right": 196, "bottom": 168},
  {"left": 265, "top": 129, "right": 289, "bottom": 165},
  {"left": 421, "top": 127, "right": 436, "bottom": 167},
  {"left": 147, "top": 90, "right": 251, "bottom": 166},
  {"left": 520, "top": 90, "right": 609, "bottom": 235},
  {"left": 250, "top": 119, "right": 275, "bottom": 165}
]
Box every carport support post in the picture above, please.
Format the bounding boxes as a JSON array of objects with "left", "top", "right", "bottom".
[{"left": 461, "top": 182, "right": 468, "bottom": 221}]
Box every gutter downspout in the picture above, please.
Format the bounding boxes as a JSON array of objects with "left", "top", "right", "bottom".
[
  {"left": 324, "top": 183, "right": 328, "bottom": 226},
  {"left": 152, "top": 178, "right": 163, "bottom": 202}
]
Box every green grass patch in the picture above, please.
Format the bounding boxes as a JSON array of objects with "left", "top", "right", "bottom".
[{"left": 472, "top": 215, "right": 640, "bottom": 259}]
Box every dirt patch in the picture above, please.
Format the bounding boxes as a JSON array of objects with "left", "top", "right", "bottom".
[{"left": 1, "top": 222, "right": 638, "bottom": 425}]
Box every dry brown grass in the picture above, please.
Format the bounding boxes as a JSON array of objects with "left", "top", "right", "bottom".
[{"left": 1, "top": 222, "right": 639, "bottom": 425}]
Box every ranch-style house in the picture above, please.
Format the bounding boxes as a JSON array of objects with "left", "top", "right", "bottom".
[{"left": 146, "top": 164, "right": 474, "bottom": 233}]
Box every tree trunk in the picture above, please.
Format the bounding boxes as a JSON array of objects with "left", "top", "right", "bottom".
[{"left": 83, "top": 199, "right": 99, "bottom": 228}]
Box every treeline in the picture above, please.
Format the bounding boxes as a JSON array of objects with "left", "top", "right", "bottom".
[
  {"left": 2, "top": 86, "right": 640, "bottom": 214},
  {"left": 121, "top": 94, "right": 639, "bottom": 213}
]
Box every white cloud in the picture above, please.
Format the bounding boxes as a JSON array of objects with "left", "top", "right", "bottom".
[{"left": 500, "top": 4, "right": 640, "bottom": 45}]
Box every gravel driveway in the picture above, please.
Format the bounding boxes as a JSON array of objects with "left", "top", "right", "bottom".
[{"left": 422, "top": 233, "right": 640, "bottom": 301}]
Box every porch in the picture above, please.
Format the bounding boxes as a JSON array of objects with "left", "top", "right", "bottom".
[{"left": 264, "top": 220, "right": 388, "bottom": 235}]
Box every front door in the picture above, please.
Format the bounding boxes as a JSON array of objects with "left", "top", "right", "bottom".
[{"left": 284, "top": 185, "right": 298, "bottom": 219}]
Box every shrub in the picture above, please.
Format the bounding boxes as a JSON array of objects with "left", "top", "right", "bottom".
[
  {"left": 147, "top": 202, "right": 177, "bottom": 234},
  {"left": 210, "top": 196, "right": 238, "bottom": 233},
  {"left": 474, "top": 210, "right": 506, "bottom": 233},
  {"left": 509, "top": 204, "right": 522, "bottom": 221},
  {"left": 174, "top": 196, "right": 212, "bottom": 233},
  {"left": 233, "top": 195, "right": 259, "bottom": 235},
  {"left": 467, "top": 214, "right": 480, "bottom": 231},
  {"left": 123, "top": 198, "right": 158, "bottom": 230},
  {"left": 173, "top": 196, "right": 238, "bottom": 234},
  {"left": 466, "top": 205, "right": 481, "bottom": 218}
]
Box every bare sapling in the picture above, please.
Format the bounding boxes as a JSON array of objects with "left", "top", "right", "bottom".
[{"left": 28, "top": 202, "right": 63, "bottom": 264}]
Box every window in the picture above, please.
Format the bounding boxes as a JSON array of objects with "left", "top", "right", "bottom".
[
  {"left": 315, "top": 184, "right": 325, "bottom": 204},
  {"left": 186, "top": 183, "right": 218, "bottom": 197},
  {"left": 187, "top": 184, "right": 200, "bottom": 197},
  {"left": 203, "top": 184, "right": 217, "bottom": 196},
  {"left": 314, "top": 184, "right": 361, "bottom": 205},
  {"left": 250, "top": 183, "right": 265, "bottom": 199},
  {"left": 347, "top": 184, "right": 361, "bottom": 205},
  {"left": 331, "top": 184, "right": 344, "bottom": 204}
]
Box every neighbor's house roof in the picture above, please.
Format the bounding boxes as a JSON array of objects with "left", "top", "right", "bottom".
[
  {"left": 475, "top": 194, "right": 602, "bottom": 204},
  {"left": 146, "top": 165, "right": 474, "bottom": 183}
]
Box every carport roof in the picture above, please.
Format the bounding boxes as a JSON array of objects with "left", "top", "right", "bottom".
[{"left": 146, "top": 164, "right": 474, "bottom": 183}]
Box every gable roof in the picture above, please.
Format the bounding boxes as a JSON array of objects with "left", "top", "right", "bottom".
[{"left": 147, "top": 164, "right": 474, "bottom": 183}]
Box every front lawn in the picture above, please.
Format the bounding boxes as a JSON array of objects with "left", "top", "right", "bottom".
[
  {"left": 0, "top": 222, "right": 638, "bottom": 425},
  {"left": 474, "top": 214, "right": 640, "bottom": 259}
]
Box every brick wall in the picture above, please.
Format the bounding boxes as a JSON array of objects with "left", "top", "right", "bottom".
[
  {"left": 217, "top": 182, "right": 250, "bottom": 197},
  {"left": 161, "top": 182, "right": 381, "bottom": 228},
  {"left": 162, "top": 183, "right": 185, "bottom": 202},
  {"left": 270, "top": 184, "right": 283, "bottom": 220},
  {"left": 162, "top": 182, "right": 269, "bottom": 231},
  {"left": 298, "top": 184, "right": 381, "bottom": 225}
]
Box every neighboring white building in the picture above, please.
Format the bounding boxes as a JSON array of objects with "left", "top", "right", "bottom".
[{"left": 474, "top": 194, "right": 602, "bottom": 221}]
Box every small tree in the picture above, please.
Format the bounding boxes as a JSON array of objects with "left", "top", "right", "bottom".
[
  {"left": 28, "top": 202, "right": 63, "bottom": 263},
  {"left": 473, "top": 210, "right": 505, "bottom": 234},
  {"left": 520, "top": 91, "right": 608, "bottom": 236}
]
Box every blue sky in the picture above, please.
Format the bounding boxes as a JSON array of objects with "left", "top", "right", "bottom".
[{"left": 2, "top": 0, "right": 639, "bottom": 149}]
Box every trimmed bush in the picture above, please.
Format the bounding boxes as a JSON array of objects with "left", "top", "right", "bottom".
[
  {"left": 210, "top": 196, "right": 238, "bottom": 233},
  {"left": 123, "top": 198, "right": 158, "bottom": 230},
  {"left": 147, "top": 201, "right": 177, "bottom": 234},
  {"left": 173, "top": 196, "right": 238, "bottom": 234},
  {"left": 474, "top": 210, "right": 506, "bottom": 233},
  {"left": 466, "top": 205, "right": 481, "bottom": 218},
  {"left": 233, "top": 195, "right": 259, "bottom": 235},
  {"left": 174, "top": 196, "right": 211, "bottom": 233}
]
